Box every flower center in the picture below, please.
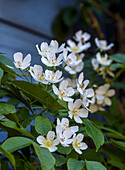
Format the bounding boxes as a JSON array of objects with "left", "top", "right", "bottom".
[
  {"left": 72, "top": 108, "right": 78, "bottom": 116},
  {"left": 37, "top": 74, "right": 44, "bottom": 81},
  {"left": 44, "top": 140, "right": 53, "bottom": 147},
  {"left": 17, "top": 61, "right": 22, "bottom": 67},
  {"left": 72, "top": 47, "right": 79, "bottom": 52},
  {"left": 74, "top": 139, "right": 80, "bottom": 149}
]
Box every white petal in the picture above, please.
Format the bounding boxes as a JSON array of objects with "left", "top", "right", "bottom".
[
  {"left": 37, "top": 135, "right": 45, "bottom": 145},
  {"left": 107, "top": 89, "right": 115, "bottom": 97},
  {"left": 104, "top": 97, "right": 112, "bottom": 106},
  {"left": 78, "top": 72, "right": 84, "bottom": 85},
  {"left": 79, "top": 108, "right": 88, "bottom": 118},
  {"left": 67, "top": 87, "right": 75, "bottom": 96},
  {"left": 52, "top": 85, "right": 59, "bottom": 95},
  {"left": 74, "top": 99, "right": 82, "bottom": 109},
  {"left": 63, "top": 97, "right": 74, "bottom": 102},
  {"left": 68, "top": 101, "right": 74, "bottom": 110},
  {"left": 14, "top": 52, "right": 23, "bottom": 62},
  {"left": 62, "top": 118, "right": 69, "bottom": 127},
  {"left": 53, "top": 138, "right": 59, "bottom": 145},
  {"left": 59, "top": 80, "right": 68, "bottom": 90},
  {"left": 76, "top": 133, "right": 84, "bottom": 142},
  {"left": 95, "top": 38, "right": 100, "bottom": 48},
  {"left": 70, "top": 126, "right": 79, "bottom": 133},
  {"left": 91, "top": 58, "right": 99, "bottom": 68},
  {"left": 104, "top": 43, "right": 114, "bottom": 51},
  {"left": 57, "top": 43, "right": 65, "bottom": 53},
  {"left": 74, "top": 116, "right": 83, "bottom": 124},
  {"left": 34, "top": 65, "right": 43, "bottom": 75},
  {"left": 41, "top": 57, "right": 49, "bottom": 66},
  {"left": 85, "top": 88, "right": 94, "bottom": 98},
  {"left": 48, "top": 146, "right": 57, "bottom": 152},
  {"left": 80, "top": 142, "right": 88, "bottom": 150},
  {"left": 47, "top": 131, "right": 55, "bottom": 140}
]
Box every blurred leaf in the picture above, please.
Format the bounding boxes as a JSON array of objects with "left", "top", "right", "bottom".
[
  {"left": 67, "top": 158, "right": 85, "bottom": 170},
  {"left": 113, "top": 82, "right": 125, "bottom": 89},
  {"left": 12, "top": 80, "right": 64, "bottom": 111},
  {"left": 1, "top": 137, "right": 32, "bottom": 153},
  {"left": 110, "top": 96, "right": 119, "bottom": 116},
  {"left": 83, "top": 119, "right": 104, "bottom": 151},
  {"left": 110, "top": 53, "right": 125, "bottom": 63},
  {"left": 35, "top": 116, "right": 52, "bottom": 135},
  {"left": 0, "top": 67, "right": 3, "bottom": 82},
  {"left": 110, "top": 139, "right": 125, "bottom": 151},
  {"left": 0, "top": 103, "right": 15, "bottom": 116},
  {"left": 0, "top": 55, "right": 15, "bottom": 68},
  {"left": 16, "top": 108, "right": 29, "bottom": 121},
  {"left": 108, "top": 160, "right": 125, "bottom": 170},
  {"left": 21, "top": 114, "right": 36, "bottom": 128},
  {"left": 85, "top": 160, "right": 106, "bottom": 170},
  {"left": 110, "top": 63, "right": 125, "bottom": 70},
  {"left": 33, "top": 142, "right": 55, "bottom": 170},
  {"left": 56, "top": 155, "right": 67, "bottom": 167},
  {"left": 0, "top": 145, "right": 16, "bottom": 169}
]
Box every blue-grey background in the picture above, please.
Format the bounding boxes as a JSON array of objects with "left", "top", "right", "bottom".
[{"left": 0, "top": 0, "right": 77, "bottom": 142}]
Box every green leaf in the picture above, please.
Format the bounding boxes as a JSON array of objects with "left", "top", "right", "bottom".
[
  {"left": 22, "top": 114, "right": 36, "bottom": 128},
  {"left": 1, "top": 137, "right": 33, "bottom": 153},
  {"left": 110, "top": 53, "right": 125, "bottom": 63},
  {"left": 57, "top": 145, "right": 72, "bottom": 155},
  {"left": 12, "top": 81, "right": 64, "bottom": 111},
  {"left": 0, "top": 103, "right": 15, "bottom": 116},
  {"left": 83, "top": 119, "right": 104, "bottom": 151},
  {"left": 0, "top": 55, "right": 15, "bottom": 68},
  {"left": 110, "top": 96, "right": 119, "bottom": 115},
  {"left": 85, "top": 161, "right": 106, "bottom": 170},
  {"left": 110, "top": 139, "right": 125, "bottom": 151},
  {"left": 113, "top": 82, "right": 125, "bottom": 89},
  {"left": 0, "top": 145, "right": 16, "bottom": 169},
  {"left": 67, "top": 158, "right": 85, "bottom": 170},
  {"left": 108, "top": 160, "right": 125, "bottom": 170},
  {"left": 56, "top": 155, "right": 67, "bottom": 167},
  {"left": 0, "top": 62, "right": 20, "bottom": 77},
  {"left": 35, "top": 116, "right": 52, "bottom": 135},
  {"left": 110, "top": 63, "right": 125, "bottom": 70},
  {"left": 1, "top": 120, "right": 34, "bottom": 139},
  {"left": 33, "top": 142, "right": 55, "bottom": 170},
  {"left": 0, "top": 67, "right": 3, "bottom": 82}
]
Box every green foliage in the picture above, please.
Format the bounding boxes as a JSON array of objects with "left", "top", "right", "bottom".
[
  {"left": 0, "top": 54, "right": 15, "bottom": 68},
  {"left": 33, "top": 142, "right": 55, "bottom": 170},
  {"left": 67, "top": 158, "right": 85, "bottom": 170},
  {"left": 83, "top": 119, "right": 104, "bottom": 151},
  {"left": 56, "top": 155, "right": 67, "bottom": 167},
  {"left": 0, "top": 103, "right": 15, "bottom": 116},
  {"left": 85, "top": 160, "right": 106, "bottom": 170},
  {"left": 35, "top": 116, "right": 52, "bottom": 135}
]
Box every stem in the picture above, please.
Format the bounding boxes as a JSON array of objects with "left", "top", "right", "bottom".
[{"left": 19, "top": 69, "right": 29, "bottom": 82}]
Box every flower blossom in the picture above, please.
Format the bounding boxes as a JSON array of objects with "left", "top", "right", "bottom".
[
  {"left": 45, "top": 70, "right": 63, "bottom": 83},
  {"left": 14, "top": 52, "right": 31, "bottom": 70},
  {"left": 41, "top": 52, "right": 63, "bottom": 67},
  {"left": 29, "top": 65, "right": 48, "bottom": 84},
  {"left": 36, "top": 42, "right": 50, "bottom": 56},
  {"left": 56, "top": 118, "right": 78, "bottom": 146},
  {"left": 95, "top": 38, "right": 114, "bottom": 51},
  {"left": 96, "top": 84, "right": 115, "bottom": 106},
  {"left": 37, "top": 131, "right": 59, "bottom": 152},
  {"left": 65, "top": 61, "right": 84, "bottom": 75},
  {"left": 72, "top": 133, "right": 88, "bottom": 154},
  {"left": 52, "top": 80, "right": 75, "bottom": 102},
  {"left": 73, "top": 30, "right": 91, "bottom": 43},
  {"left": 96, "top": 52, "right": 112, "bottom": 66},
  {"left": 67, "top": 40, "right": 91, "bottom": 53},
  {"left": 68, "top": 99, "right": 88, "bottom": 123}
]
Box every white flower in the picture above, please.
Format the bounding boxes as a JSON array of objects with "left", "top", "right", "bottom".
[
  {"left": 49, "top": 40, "right": 65, "bottom": 53},
  {"left": 72, "top": 133, "right": 88, "bottom": 154},
  {"left": 83, "top": 89, "right": 94, "bottom": 110},
  {"left": 95, "top": 38, "right": 114, "bottom": 51},
  {"left": 77, "top": 72, "right": 89, "bottom": 95},
  {"left": 63, "top": 49, "right": 80, "bottom": 66},
  {"left": 52, "top": 80, "right": 75, "bottom": 102},
  {"left": 67, "top": 40, "right": 91, "bottom": 53},
  {"left": 96, "top": 52, "right": 112, "bottom": 66},
  {"left": 96, "top": 84, "right": 115, "bottom": 106},
  {"left": 41, "top": 52, "right": 63, "bottom": 67},
  {"left": 68, "top": 99, "right": 88, "bottom": 123},
  {"left": 37, "top": 131, "right": 59, "bottom": 152},
  {"left": 14, "top": 52, "right": 31, "bottom": 70},
  {"left": 65, "top": 61, "right": 84, "bottom": 75},
  {"left": 36, "top": 42, "right": 49, "bottom": 56},
  {"left": 29, "top": 65, "right": 48, "bottom": 84},
  {"left": 56, "top": 118, "right": 78, "bottom": 147},
  {"left": 91, "top": 58, "right": 99, "bottom": 70},
  {"left": 45, "top": 70, "right": 63, "bottom": 83},
  {"left": 73, "top": 30, "right": 91, "bottom": 43},
  {"left": 89, "top": 103, "right": 105, "bottom": 113},
  {"left": 66, "top": 78, "right": 77, "bottom": 89}
]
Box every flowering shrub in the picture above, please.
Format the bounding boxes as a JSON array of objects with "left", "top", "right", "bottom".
[{"left": 0, "top": 30, "right": 125, "bottom": 169}]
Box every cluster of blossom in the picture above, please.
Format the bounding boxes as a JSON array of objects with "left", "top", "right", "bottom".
[
  {"left": 37, "top": 118, "right": 88, "bottom": 154},
  {"left": 91, "top": 38, "right": 114, "bottom": 77},
  {"left": 12, "top": 30, "right": 115, "bottom": 154},
  {"left": 89, "top": 84, "right": 115, "bottom": 113}
]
